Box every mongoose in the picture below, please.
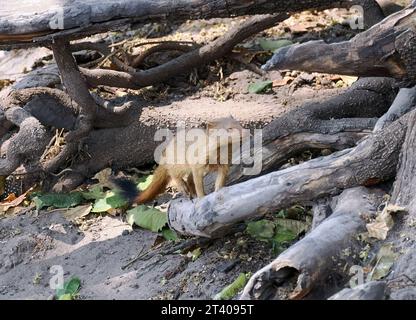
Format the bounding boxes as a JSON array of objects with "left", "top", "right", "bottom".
[{"left": 113, "top": 116, "right": 246, "bottom": 204}]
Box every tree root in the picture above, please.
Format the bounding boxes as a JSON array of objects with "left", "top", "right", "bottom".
[
  {"left": 168, "top": 108, "right": 407, "bottom": 237},
  {"left": 262, "top": 6, "right": 416, "bottom": 84},
  {"left": 240, "top": 187, "right": 385, "bottom": 300},
  {"left": 81, "top": 14, "right": 288, "bottom": 89}
]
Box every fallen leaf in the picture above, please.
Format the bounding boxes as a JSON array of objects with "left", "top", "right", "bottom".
[
  {"left": 137, "top": 175, "right": 153, "bottom": 191},
  {"left": 91, "top": 191, "right": 127, "bottom": 213},
  {"left": 81, "top": 185, "right": 105, "bottom": 200},
  {"left": 187, "top": 247, "right": 201, "bottom": 261},
  {"left": 367, "top": 203, "right": 406, "bottom": 240},
  {"left": 384, "top": 204, "right": 406, "bottom": 215},
  {"left": 272, "top": 77, "right": 293, "bottom": 87},
  {"left": 92, "top": 168, "right": 112, "bottom": 187},
  {"left": 246, "top": 220, "right": 275, "bottom": 241},
  {"left": 0, "top": 188, "right": 33, "bottom": 213},
  {"left": 126, "top": 205, "right": 167, "bottom": 232},
  {"left": 33, "top": 192, "right": 84, "bottom": 211},
  {"left": 273, "top": 226, "right": 297, "bottom": 244},
  {"left": 340, "top": 75, "right": 358, "bottom": 86},
  {"left": 274, "top": 218, "right": 310, "bottom": 235},
  {"left": 214, "top": 273, "right": 250, "bottom": 300},
  {"left": 3, "top": 193, "right": 16, "bottom": 202},
  {"left": 61, "top": 205, "right": 92, "bottom": 222},
  {"left": 258, "top": 38, "right": 293, "bottom": 52},
  {"left": 367, "top": 221, "right": 390, "bottom": 240},
  {"left": 369, "top": 244, "right": 396, "bottom": 280},
  {"left": 56, "top": 277, "right": 81, "bottom": 300},
  {"left": 248, "top": 80, "right": 273, "bottom": 94},
  {"left": 161, "top": 228, "right": 179, "bottom": 241}
]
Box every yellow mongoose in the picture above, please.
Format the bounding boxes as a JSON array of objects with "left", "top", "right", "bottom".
[{"left": 114, "top": 116, "right": 246, "bottom": 204}]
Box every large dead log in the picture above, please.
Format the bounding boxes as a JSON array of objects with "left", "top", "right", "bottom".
[
  {"left": 239, "top": 187, "right": 385, "bottom": 300},
  {"left": 384, "top": 87, "right": 416, "bottom": 300},
  {"left": 168, "top": 106, "right": 407, "bottom": 238},
  {"left": 262, "top": 5, "right": 416, "bottom": 84},
  {"left": 328, "top": 281, "right": 386, "bottom": 300},
  {"left": 0, "top": 0, "right": 382, "bottom": 48}
]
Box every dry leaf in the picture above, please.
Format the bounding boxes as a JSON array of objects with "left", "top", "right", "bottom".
[
  {"left": 3, "top": 193, "right": 17, "bottom": 202},
  {"left": 93, "top": 168, "right": 112, "bottom": 187},
  {"left": 367, "top": 203, "right": 406, "bottom": 240},
  {"left": 384, "top": 204, "right": 406, "bottom": 214},
  {"left": 272, "top": 77, "right": 293, "bottom": 87},
  {"left": 366, "top": 221, "right": 390, "bottom": 240},
  {"left": 62, "top": 205, "right": 92, "bottom": 222},
  {"left": 0, "top": 188, "right": 33, "bottom": 213},
  {"left": 340, "top": 75, "right": 358, "bottom": 86},
  {"left": 369, "top": 244, "right": 396, "bottom": 280}
]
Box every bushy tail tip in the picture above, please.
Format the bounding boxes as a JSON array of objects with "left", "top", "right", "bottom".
[{"left": 111, "top": 177, "right": 138, "bottom": 204}]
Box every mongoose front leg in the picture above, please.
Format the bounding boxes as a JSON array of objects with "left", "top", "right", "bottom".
[
  {"left": 186, "top": 173, "right": 197, "bottom": 198},
  {"left": 191, "top": 167, "right": 205, "bottom": 198},
  {"left": 214, "top": 165, "right": 229, "bottom": 192}
]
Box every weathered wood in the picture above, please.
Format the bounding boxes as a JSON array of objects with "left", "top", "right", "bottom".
[
  {"left": 0, "top": 0, "right": 372, "bottom": 48},
  {"left": 240, "top": 187, "right": 385, "bottom": 299},
  {"left": 385, "top": 83, "right": 416, "bottom": 299},
  {"left": 373, "top": 85, "right": 416, "bottom": 131},
  {"left": 328, "top": 281, "right": 386, "bottom": 300},
  {"left": 168, "top": 111, "right": 406, "bottom": 237},
  {"left": 311, "top": 197, "right": 333, "bottom": 229},
  {"left": 262, "top": 6, "right": 416, "bottom": 83}
]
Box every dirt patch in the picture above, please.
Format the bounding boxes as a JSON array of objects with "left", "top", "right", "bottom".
[{"left": 0, "top": 210, "right": 274, "bottom": 300}]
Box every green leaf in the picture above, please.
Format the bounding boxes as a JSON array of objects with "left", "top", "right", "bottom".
[
  {"left": 246, "top": 220, "right": 275, "bottom": 241},
  {"left": 189, "top": 247, "right": 201, "bottom": 262},
  {"left": 33, "top": 192, "right": 84, "bottom": 210},
  {"left": 126, "top": 205, "right": 167, "bottom": 232},
  {"left": 56, "top": 277, "right": 81, "bottom": 300},
  {"left": 248, "top": 80, "right": 273, "bottom": 94},
  {"left": 64, "top": 277, "right": 81, "bottom": 295},
  {"left": 81, "top": 185, "right": 105, "bottom": 200},
  {"left": 91, "top": 191, "right": 127, "bottom": 213},
  {"left": 214, "top": 273, "right": 251, "bottom": 300},
  {"left": 161, "top": 228, "right": 179, "bottom": 241},
  {"left": 258, "top": 38, "right": 293, "bottom": 52},
  {"left": 137, "top": 175, "right": 153, "bottom": 191},
  {"left": 273, "top": 226, "right": 297, "bottom": 244},
  {"left": 275, "top": 218, "right": 310, "bottom": 235},
  {"left": 58, "top": 293, "right": 73, "bottom": 300},
  {"left": 275, "top": 209, "right": 288, "bottom": 218}
]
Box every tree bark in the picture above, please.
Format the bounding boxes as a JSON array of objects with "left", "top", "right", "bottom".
[
  {"left": 262, "top": 6, "right": 416, "bottom": 84},
  {"left": 168, "top": 110, "right": 406, "bottom": 237},
  {"left": 240, "top": 187, "right": 385, "bottom": 300},
  {"left": 0, "top": 0, "right": 380, "bottom": 48}
]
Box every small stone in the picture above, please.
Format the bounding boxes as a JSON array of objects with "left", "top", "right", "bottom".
[{"left": 122, "top": 229, "right": 129, "bottom": 236}]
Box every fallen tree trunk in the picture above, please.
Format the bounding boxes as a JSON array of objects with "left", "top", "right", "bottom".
[
  {"left": 262, "top": 5, "right": 416, "bottom": 84},
  {"left": 168, "top": 107, "right": 407, "bottom": 237},
  {"left": 205, "top": 77, "right": 397, "bottom": 190},
  {"left": 384, "top": 88, "right": 416, "bottom": 299},
  {"left": 0, "top": 0, "right": 383, "bottom": 48},
  {"left": 240, "top": 187, "right": 385, "bottom": 300},
  {"left": 328, "top": 281, "right": 386, "bottom": 300}
]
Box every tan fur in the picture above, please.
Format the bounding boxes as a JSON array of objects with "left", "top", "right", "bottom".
[{"left": 133, "top": 116, "right": 245, "bottom": 204}]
